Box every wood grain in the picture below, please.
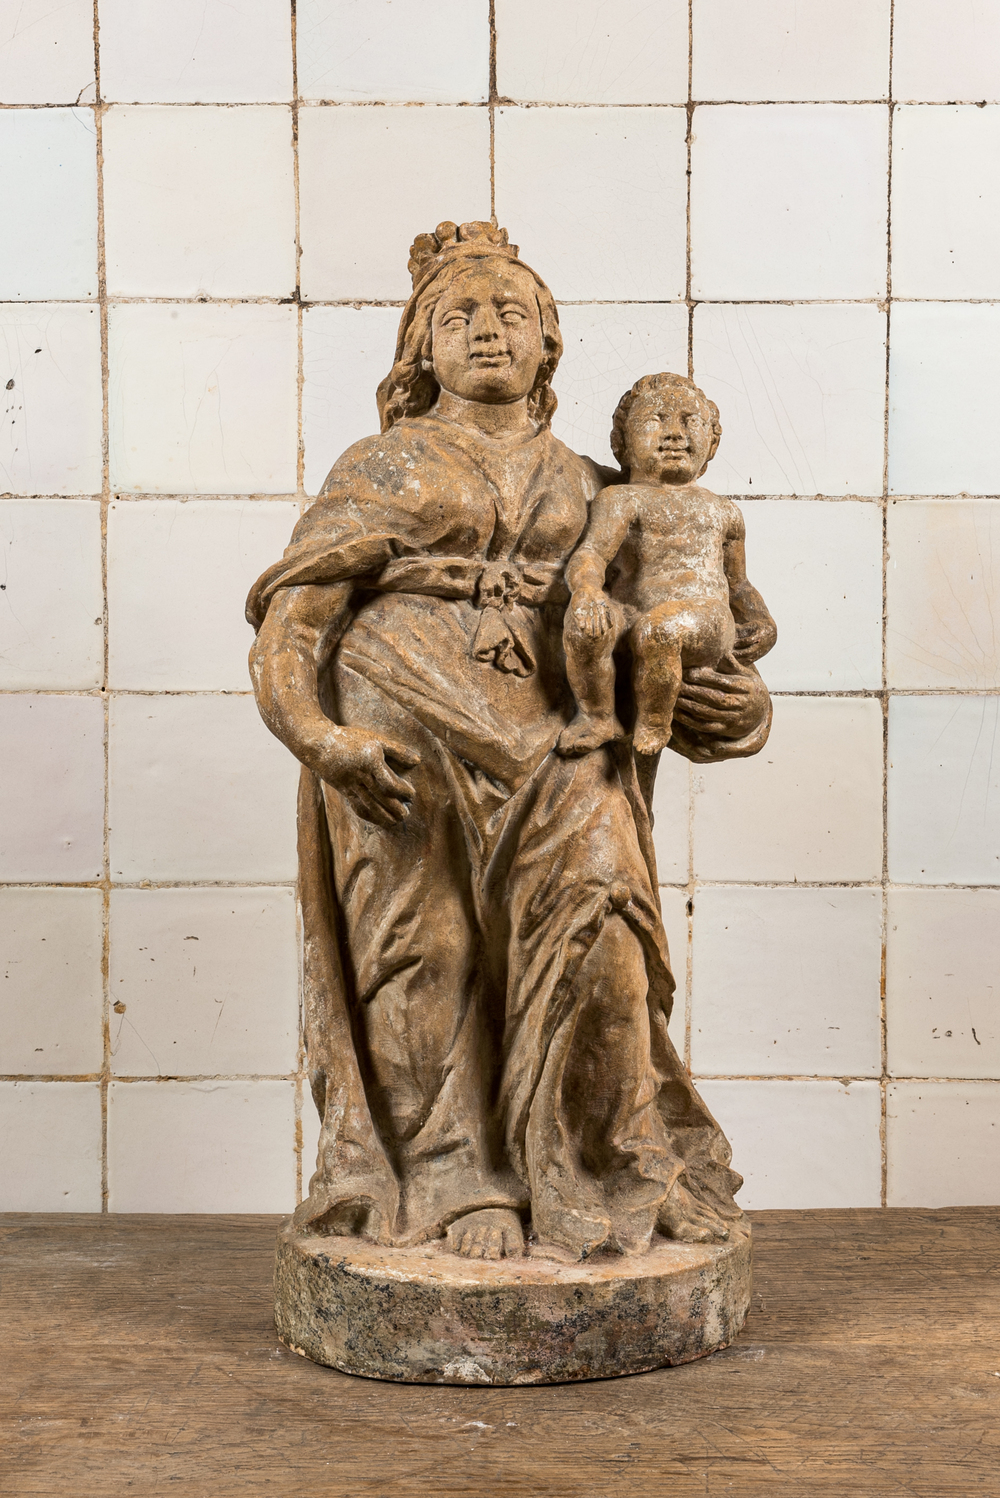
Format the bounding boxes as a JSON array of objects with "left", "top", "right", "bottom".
[{"left": 2, "top": 1208, "right": 999, "bottom": 1496}]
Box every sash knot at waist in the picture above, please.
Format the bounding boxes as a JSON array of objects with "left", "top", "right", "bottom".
[{"left": 377, "top": 556, "right": 568, "bottom": 677}]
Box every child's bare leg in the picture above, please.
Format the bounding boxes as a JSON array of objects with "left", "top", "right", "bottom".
[
  {"left": 631, "top": 622, "right": 683, "bottom": 756},
  {"left": 558, "top": 616, "right": 625, "bottom": 756}
]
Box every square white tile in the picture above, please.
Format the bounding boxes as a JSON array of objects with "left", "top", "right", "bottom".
[
  {"left": 888, "top": 695, "right": 1000, "bottom": 884},
  {"left": 0, "top": 0, "right": 95, "bottom": 104},
  {"left": 495, "top": 0, "right": 688, "bottom": 104},
  {"left": 107, "top": 499, "right": 298, "bottom": 690},
  {"left": 109, "top": 888, "right": 298, "bottom": 1077},
  {"left": 690, "top": 104, "right": 889, "bottom": 300},
  {"left": 297, "top": 0, "right": 489, "bottom": 102},
  {"left": 107, "top": 1079, "right": 296, "bottom": 1211},
  {"left": 98, "top": 0, "right": 293, "bottom": 103},
  {"left": 0, "top": 500, "right": 103, "bottom": 689},
  {"left": 887, "top": 889, "right": 1000, "bottom": 1080},
  {"left": 0, "top": 888, "right": 103, "bottom": 1074},
  {"left": 0, "top": 304, "right": 102, "bottom": 495},
  {"left": 692, "top": 304, "right": 887, "bottom": 497},
  {"left": 495, "top": 107, "right": 687, "bottom": 302},
  {"left": 551, "top": 304, "right": 689, "bottom": 471},
  {"left": 108, "top": 694, "right": 298, "bottom": 882},
  {"left": 692, "top": 0, "right": 891, "bottom": 102},
  {"left": 0, "top": 108, "right": 97, "bottom": 299},
  {"left": 693, "top": 696, "right": 884, "bottom": 883},
  {"left": 302, "top": 306, "right": 400, "bottom": 495},
  {"left": 893, "top": 0, "right": 1000, "bottom": 103},
  {"left": 0, "top": 694, "right": 103, "bottom": 881},
  {"left": 659, "top": 885, "right": 690, "bottom": 1059},
  {"left": 887, "top": 500, "right": 1000, "bottom": 690},
  {"left": 652, "top": 746, "right": 691, "bottom": 886},
  {"left": 695, "top": 1079, "right": 882, "bottom": 1209},
  {"left": 888, "top": 303, "right": 1000, "bottom": 496},
  {"left": 0, "top": 1081, "right": 101, "bottom": 1210},
  {"left": 108, "top": 303, "right": 298, "bottom": 494},
  {"left": 743, "top": 499, "right": 883, "bottom": 691},
  {"left": 887, "top": 1082, "right": 1000, "bottom": 1207},
  {"left": 102, "top": 105, "right": 295, "bottom": 298},
  {"left": 892, "top": 107, "right": 1000, "bottom": 299},
  {"left": 691, "top": 886, "right": 882, "bottom": 1076},
  {"left": 298, "top": 106, "right": 491, "bottom": 301}
]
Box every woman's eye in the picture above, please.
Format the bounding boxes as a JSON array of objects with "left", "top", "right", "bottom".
[
  {"left": 501, "top": 309, "right": 525, "bottom": 323},
  {"left": 443, "top": 315, "right": 468, "bottom": 329}
]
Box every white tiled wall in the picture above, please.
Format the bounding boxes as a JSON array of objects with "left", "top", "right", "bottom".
[{"left": 3, "top": 0, "right": 999, "bottom": 1215}]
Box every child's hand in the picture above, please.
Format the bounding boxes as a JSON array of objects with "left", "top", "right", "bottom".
[{"left": 571, "top": 588, "right": 613, "bottom": 638}]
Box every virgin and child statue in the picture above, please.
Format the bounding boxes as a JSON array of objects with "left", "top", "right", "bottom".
[{"left": 247, "top": 221, "right": 775, "bottom": 1281}]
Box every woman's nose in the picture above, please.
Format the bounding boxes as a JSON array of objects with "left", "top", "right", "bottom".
[{"left": 470, "top": 304, "right": 502, "bottom": 340}]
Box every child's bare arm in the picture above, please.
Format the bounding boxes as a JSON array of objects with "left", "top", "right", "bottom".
[
  {"left": 565, "top": 488, "right": 632, "bottom": 596},
  {"left": 723, "top": 509, "right": 777, "bottom": 663}
]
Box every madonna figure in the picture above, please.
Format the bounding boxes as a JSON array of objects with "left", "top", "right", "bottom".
[{"left": 248, "top": 222, "right": 773, "bottom": 1264}]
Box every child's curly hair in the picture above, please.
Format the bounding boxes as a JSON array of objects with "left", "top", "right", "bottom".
[{"left": 610, "top": 372, "right": 722, "bottom": 474}]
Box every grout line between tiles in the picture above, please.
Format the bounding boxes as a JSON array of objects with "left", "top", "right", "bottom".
[
  {"left": 879, "top": 0, "right": 896, "bottom": 1210},
  {"left": 488, "top": 0, "right": 497, "bottom": 222}
]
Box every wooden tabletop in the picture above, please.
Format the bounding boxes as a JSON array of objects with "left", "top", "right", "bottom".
[{"left": 2, "top": 1208, "right": 999, "bottom": 1495}]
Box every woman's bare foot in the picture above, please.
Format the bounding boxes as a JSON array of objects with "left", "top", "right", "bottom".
[
  {"left": 557, "top": 713, "right": 624, "bottom": 757},
  {"left": 445, "top": 1208, "right": 525, "bottom": 1260},
  {"left": 658, "top": 1180, "right": 730, "bottom": 1243}
]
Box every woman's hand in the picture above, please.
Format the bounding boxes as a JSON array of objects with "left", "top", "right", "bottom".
[
  {"left": 309, "top": 726, "right": 420, "bottom": 830},
  {"left": 673, "top": 659, "right": 769, "bottom": 740}
]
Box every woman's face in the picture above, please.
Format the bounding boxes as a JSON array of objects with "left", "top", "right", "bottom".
[{"left": 430, "top": 263, "right": 544, "bottom": 406}]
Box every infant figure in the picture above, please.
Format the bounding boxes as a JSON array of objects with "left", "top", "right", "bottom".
[{"left": 559, "top": 372, "right": 776, "bottom": 758}]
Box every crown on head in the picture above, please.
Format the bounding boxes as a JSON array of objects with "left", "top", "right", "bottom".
[{"left": 407, "top": 221, "right": 521, "bottom": 290}]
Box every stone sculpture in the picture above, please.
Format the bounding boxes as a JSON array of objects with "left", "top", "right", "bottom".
[{"left": 247, "top": 221, "right": 776, "bottom": 1384}]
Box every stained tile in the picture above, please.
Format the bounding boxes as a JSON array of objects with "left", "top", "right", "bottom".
[
  {"left": 551, "top": 304, "right": 689, "bottom": 471},
  {"left": 0, "top": 500, "right": 103, "bottom": 689},
  {"left": 107, "top": 1079, "right": 296, "bottom": 1211},
  {"left": 494, "top": 107, "right": 687, "bottom": 301},
  {"left": 893, "top": 0, "right": 1000, "bottom": 103},
  {"left": 893, "top": 107, "right": 1000, "bottom": 299},
  {"left": 108, "top": 694, "right": 298, "bottom": 882},
  {"left": 0, "top": 1082, "right": 101, "bottom": 1210},
  {"left": 888, "top": 303, "right": 1000, "bottom": 496},
  {"left": 0, "top": 694, "right": 104, "bottom": 881},
  {"left": 690, "top": 104, "right": 888, "bottom": 300},
  {"left": 298, "top": 106, "right": 490, "bottom": 301},
  {"left": 696, "top": 1079, "right": 882, "bottom": 1209},
  {"left": 0, "top": 108, "right": 97, "bottom": 299},
  {"left": 103, "top": 105, "right": 295, "bottom": 298},
  {"left": 888, "top": 696, "right": 1000, "bottom": 884},
  {"left": 107, "top": 500, "right": 298, "bottom": 690},
  {"left": 691, "top": 886, "right": 882, "bottom": 1076},
  {"left": 302, "top": 306, "right": 399, "bottom": 495},
  {"left": 109, "top": 888, "right": 298, "bottom": 1078},
  {"left": 887, "top": 1082, "right": 1000, "bottom": 1206},
  {"left": 692, "top": 0, "right": 890, "bottom": 102},
  {"left": 496, "top": 0, "right": 688, "bottom": 104},
  {"left": 98, "top": 0, "right": 293, "bottom": 103},
  {"left": 0, "top": 304, "right": 103, "bottom": 495},
  {"left": 0, "top": 889, "right": 103, "bottom": 1074},
  {"left": 887, "top": 500, "right": 1000, "bottom": 690},
  {"left": 693, "top": 304, "right": 887, "bottom": 497},
  {"left": 693, "top": 696, "right": 884, "bottom": 883},
  {"left": 108, "top": 303, "right": 298, "bottom": 494},
  {"left": 887, "top": 889, "right": 1000, "bottom": 1080},
  {"left": 743, "top": 499, "right": 882, "bottom": 691},
  {"left": 297, "top": 0, "right": 489, "bottom": 102},
  {"left": 0, "top": 0, "right": 95, "bottom": 104}
]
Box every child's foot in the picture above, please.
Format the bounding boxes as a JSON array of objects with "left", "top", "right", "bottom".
[
  {"left": 632, "top": 718, "right": 673, "bottom": 755},
  {"left": 557, "top": 714, "right": 624, "bottom": 757}
]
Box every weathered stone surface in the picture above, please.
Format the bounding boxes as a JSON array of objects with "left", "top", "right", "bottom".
[{"left": 274, "top": 1219, "right": 752, "bottom": 1385}]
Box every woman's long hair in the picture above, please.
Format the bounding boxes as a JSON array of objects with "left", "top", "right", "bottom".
[{"left": 376, "top": 250, "right": 563, "bottom": 434}]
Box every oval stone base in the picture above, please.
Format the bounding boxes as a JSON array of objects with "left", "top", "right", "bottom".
[{"left": 274, "top": 1220, "right": 752, "bottom": 1385}]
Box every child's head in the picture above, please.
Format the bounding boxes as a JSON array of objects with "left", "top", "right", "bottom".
[{"left": 610, "top": 373, "right": 721, "bottom": 484}]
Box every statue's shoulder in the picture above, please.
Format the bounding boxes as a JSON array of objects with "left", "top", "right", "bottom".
[{"left": 538, "top": 429, "right": 618, "bottom": 496}]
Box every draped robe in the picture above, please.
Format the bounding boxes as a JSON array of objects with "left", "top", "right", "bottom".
[{"left": 248, "top": 413, "right": 772, "bottom": 1256}]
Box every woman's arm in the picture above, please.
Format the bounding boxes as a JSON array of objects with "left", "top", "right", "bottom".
[
  {"left": 250, "top": 583, "right": 419, "bottom": 828},
  {"left": 668, "top": 657, "right": 773, "bottom": 762}
]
